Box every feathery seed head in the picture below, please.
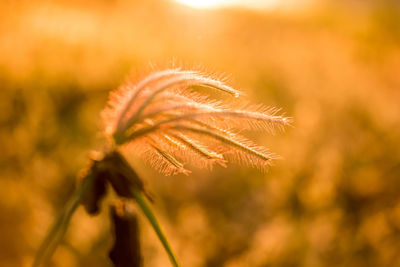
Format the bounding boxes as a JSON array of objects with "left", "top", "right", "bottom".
[{"left": 102, "top": 68, "right": 291, "bottom": 175}]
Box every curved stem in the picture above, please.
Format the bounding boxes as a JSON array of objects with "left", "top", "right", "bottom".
[
  {"left": 131, "top": 186, "right": 180, "bottom": 267},
  {"left": 32, "top": 173, "right": 95, "bottom": 267}
]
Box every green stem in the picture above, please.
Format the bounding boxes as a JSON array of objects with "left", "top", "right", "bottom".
[
  {"left": 32, "top": 173, "right": 94, "bottom": 267},
  {"left": 131, "top": 186, "right": 181, "bottom": 267}
]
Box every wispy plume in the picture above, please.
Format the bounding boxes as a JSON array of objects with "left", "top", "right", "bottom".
[{"left": 102, "top": 68, "right": 291, "bottom": 175}]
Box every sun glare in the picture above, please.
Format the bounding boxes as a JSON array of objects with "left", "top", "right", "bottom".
[
  {"left": 174, "top": 0, "right": 308, "bottom": 10},
  {"left": 175, "top": 0, "right": 227, "bottom": 8}
]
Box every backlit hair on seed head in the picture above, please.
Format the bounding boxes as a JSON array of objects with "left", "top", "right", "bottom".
[{"left": 102, "top": 68, "right": 291, "bottom": 175}]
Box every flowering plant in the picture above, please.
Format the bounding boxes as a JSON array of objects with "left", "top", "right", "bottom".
[{"left": 33, "top": 68, "right": 290, "bottom": 267}]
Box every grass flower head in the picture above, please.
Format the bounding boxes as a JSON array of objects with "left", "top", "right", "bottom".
[{"left": 102, "top": 68, "right": 291, "bottom": 175}]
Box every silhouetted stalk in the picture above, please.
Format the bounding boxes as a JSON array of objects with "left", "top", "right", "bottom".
[
  {"left": 33, "top": 151, "right": 180, "bottom": 267},
  {"left": 131, "top": 186, "right": 180, "bottom": 267},
  {"left": 32, "top": 173, "right": 95, "bottom": 267}
]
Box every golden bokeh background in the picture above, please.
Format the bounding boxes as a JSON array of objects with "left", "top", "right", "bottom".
[{"left": 1, "top": 0, "right": 400, "bottom": 266}]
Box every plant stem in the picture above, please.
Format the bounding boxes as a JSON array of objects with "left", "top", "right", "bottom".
[
  {"left": 32, "top": 173, "right": 95, "bottom": 267},
  {"left": 131, "top": 186, "right": 181, "bottom": 267}
]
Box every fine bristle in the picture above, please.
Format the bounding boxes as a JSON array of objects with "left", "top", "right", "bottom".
[{"left": 102, "top": 68, "right": 290, "bottom": 175}]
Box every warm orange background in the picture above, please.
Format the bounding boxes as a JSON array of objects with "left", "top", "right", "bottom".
[{"left": 1, "top": 1, "right": 400, "bottom": 266}]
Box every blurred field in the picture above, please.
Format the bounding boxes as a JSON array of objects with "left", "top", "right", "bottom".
[{"left": 1, "top": 0, "right": 400, "bottom": 266}]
